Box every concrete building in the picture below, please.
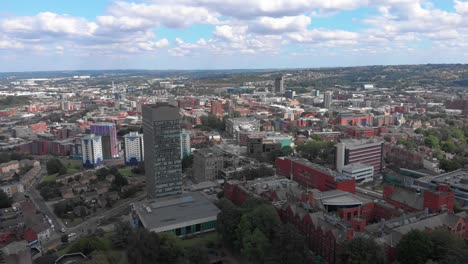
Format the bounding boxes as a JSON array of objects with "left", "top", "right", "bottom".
[
  {"left": 180, "top": 129, "right": 191, "bottom": 158},
  {"left": 133, "top": 192, "right": 220, "bottom": 237},
  {"left": 90, "top": 123, "right": 119, "bottom": 159},
  {"left": 1, "top": 241, "right": 32, "bottom": 264},
  {"left": 341, "top": 163, "right": 374, "bottom": 184},
  {"left": 143, "top": 103, "right": 182, "bottom": 199},
  {"left": 336, "top": 139, "right": 384, "bottom": 175},
  {"left": 274, "top": 76, "right": 284, "bottom": 93},
  {"left": 324, "top": 91, "right": 333, "bottom": 109},
  {"left": 247, "top": 136, "right": 282, "bottom": 161},
  {"left": 193, "top": 147, "right": 224, "bottom": 182},
  {"left": 0, "top": 183, "right": 25, "bottom": 197},
  {"left": 225, "top": 117, "right": 260, "bottom": 142},
  {"left": 123, "top": 131, "right": 144, "bottom": 166},
  {"left": 81, "top": 134, "right": 103, "bottom": 169}
]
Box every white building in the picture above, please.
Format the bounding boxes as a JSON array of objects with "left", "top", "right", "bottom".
[
  {"left": 341, "top": 163, "right": 374, "bottom": 184},
  {"left": 324, "top": 91, "right": 333, "bottom": 109},
  {"left": 124, "top": 132, "right": 144, "bottom": 166},
  {"left": 0, "top": 183, "right": 24, "bottom": 197},
  {"left": 81, "top": 134, "right": 103, "bottom": 169},
  {"left": 181, "top": 129, "right": 191, "bottom": 158}
]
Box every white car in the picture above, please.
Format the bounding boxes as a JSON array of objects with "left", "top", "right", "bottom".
[
  {"left": 68, "top": 232, "right": 76, "bottom": 238},
  {"left": 61, "top": 228, "right": 67, "bottom": 233}
]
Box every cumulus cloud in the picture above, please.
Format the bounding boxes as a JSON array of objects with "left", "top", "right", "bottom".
[{"left": 249, "top": 15, "right": 311, "bottom": 34}]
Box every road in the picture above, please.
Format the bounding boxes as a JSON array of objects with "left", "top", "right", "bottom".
[
  {"left": 356, "top": 186, "right": 383, "bottom": 200},
  {"left": 28, "top": 165, "right": 65, "bottom": 232}
]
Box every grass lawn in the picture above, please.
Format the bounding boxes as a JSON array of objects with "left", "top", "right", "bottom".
[
  {"left": 118, "top": 167, "right": 133, "bottom": 177},
  {"left": 66, "top": 164, "right": 81, "bottom": 174},
  {"left": 177, "top": 232, "right": 220, "bottom": 248},
  {"left": 43, "top": 174, "right": 57, "bottom": 182}
]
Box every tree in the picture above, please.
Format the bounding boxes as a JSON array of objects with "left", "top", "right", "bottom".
[
  {"left": 242, "top": 228, "right": 271, "bottom": 264},
  {"left": 186, "top": 246, "right": 209, "bottom": 264},
  {"left": 111, "top": 222, "right": 133, "bottom": 249},
  {"left": 272, "top": 223, "right": 311, "bottom": 264},
  {"left": 396, "top": 230, "right": 433, "bottom": 264},
  {"left": 131, "top": 162, "right": 145, "bottom": 175},
  {"left": 158, "top": 233, "right": 184, "bottom": 264},
  {"left": 46, "top": 158, "right": 67, "bottom": 175},
  {"left": 424, "top": 135, "right": 440, "bottom": 149},
  {"left": 281, "top": 146, "right": 293, "bottom": 156},
  {"left": 0, "top": 190, "right": 11, "bottom": 209},
  {"left": 439, "top": 158, "right": 462, "bottom": 172},
  {"left": 441, "top": 141, "right": 456, "bottom": 153},
  {"left": 339, "top": 237, "right": 386, "bottom": 264},
  {"left": 111, "top": 173, "right": 128, "bottom": 191},
  {"left": 429, "top": 229, "right": 468, "bottom": 264},
  {"left": 216, "top": 198, "right": 242, "bottom": 249},
  {"left": 61, "top": 234, "right": 69, "bottom": 243},
  {"left": 96, "top": 167, "right": 110, "bottom": 180},
  {"left": 68, "top": 236, "right": 110, "bottom": 256},
  {"left": 127, "top": 228, "right": 160, "bottom": 264}
]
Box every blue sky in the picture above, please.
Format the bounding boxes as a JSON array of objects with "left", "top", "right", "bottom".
[{"left": 0, "top": 0, "right": 467, "bottom": 71}]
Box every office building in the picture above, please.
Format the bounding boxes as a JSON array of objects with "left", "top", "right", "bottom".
[
  {"left": 341, "top": 163, "right": 374, "bottom": 184},
  {"left": 180, "top": 129, "right": 191, "bottom": 158},
  {"left": 247, "top": 136, "right": 282, "bottom": 161},
  {"left": 143, "top": 103, "right": 182, "bottom": 199},
  {"left": 123, "top": 132, "right": 144, "bottom": 166},
  {"left": 312, "top": 90, "right": 320, "bottom": 97},
  {"left": 193, "top": 147, "right": 224, "bottom": 182},
  {"left": 81, "top": 134, "right": 103, "bottom": 169},
  {"left": 274, "top": 76, "right": 284, "bottom": 93},
  {"left": 324, "top": 91, "right": 333, "bottom": 109},
  {"left": 336, "top": 139, "right": 384, "bottom": 175},
  {"left": 90, "top": 123, "right": 119, "bottom": 159}
]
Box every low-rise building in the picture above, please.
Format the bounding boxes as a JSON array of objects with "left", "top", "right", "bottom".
[
  {"left": 193, "top": 148, "right": 224, "bottom": 183},
  {"left": 341, "top": 163, "right": 374, "bottom": 184}
]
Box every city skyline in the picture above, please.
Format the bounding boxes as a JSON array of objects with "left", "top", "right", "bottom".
[{"left": 1, "top": 0, "right": 467, "bottom": 71}]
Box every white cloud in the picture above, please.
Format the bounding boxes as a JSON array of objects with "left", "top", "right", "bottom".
[
  {"left": 213, "top": 25, "right": 247, "bottom": 42},
  {"left": 249, "top": 15, "right": 311, "bottom": 34}
]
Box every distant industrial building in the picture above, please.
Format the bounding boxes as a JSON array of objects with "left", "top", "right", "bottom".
[
  {"left": 123, "top": 132, "right": 144, "bottom": 166},
  {"left": 274, "top": 76, "right": 284, "bottom": 93},
  {"left": 180, "top": 129, "right": 191, "bottom": 158},
  {"left": 193, "top": 147, "right": 224, "bottom": 182},
  {"left": 336, "top": 138, "right": 384, "bottom": 175},
  {"left": 90, "top": 122, "right": 119, "bottom": 159},
  {"left": 81, "top": 134, "right": 103, "bottom": 169},
  {"left": 143, "top": 103, "right": 182, "bottom": 199}
]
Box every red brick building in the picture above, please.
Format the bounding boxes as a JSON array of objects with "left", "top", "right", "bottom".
[
  {"left": 210, "top": 100, "right": 223, "bottom": 116},
  {"left": 383, "top": 184, "right": 454, "bottom": 213},
  {"left": 275, "top": 157, "right": 356, "bottom": 194}
]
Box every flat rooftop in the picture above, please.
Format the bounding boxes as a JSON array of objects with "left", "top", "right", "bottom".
[
  {"left": 287, "top": 157, "right": 353, "bottom": 181},
  {"left": 430, "top": 169, "right": 468, "bottom": 189},
  {"left": 135, "top": 192, "right": 220, "bottom": 233},
  {"left": 318, "top": 189, "right": 372, "bottom": 206}
]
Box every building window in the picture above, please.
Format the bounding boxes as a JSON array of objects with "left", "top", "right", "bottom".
[
  {"left": 186, "top": 226, "right": 192, "bottom": 234},
  {"left": 175, "top": 228, "right": 181, "bottom": 236},
  {"left": 196, "top": 224, "right": 201, "bottom": 232}
]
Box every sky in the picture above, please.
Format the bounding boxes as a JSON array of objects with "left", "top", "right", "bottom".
[{"left": 0, "top": 0, "right": 467, "bottom": 71}]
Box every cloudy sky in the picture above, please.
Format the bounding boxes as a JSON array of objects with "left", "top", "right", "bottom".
[{"left": 1, "top": 0, "right": 467, "bottom": 71}]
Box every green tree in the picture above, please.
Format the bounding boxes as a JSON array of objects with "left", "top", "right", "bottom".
[
  {"left": 339, "top": 237, "right": 386, "bottom": 264},
  {"left": 242, "top": 228, "right": 271, "bottom": 264},
  {"left": 127, "top": 228, "right": 160, "bottom": 264},
  {"left": 157, "top": 233, "right": 184, "bottom": 264},
  {"left": 429, "top": 229, "right": 468, "bottom": 264},
  {"left": 450, "top": 128, "right": 465, "bottom": 140},
  {"left": 111, "top": 173, "right": 128, "bottom": 191},
  {"left": 396, "top": 230, "right": 433, "bottom": 264},
  {"left": 216, "top": 198, "right": 242, "bottom": 249},
  {"left": 68, "top": 236, "right": 110, "bottom": 256},
  {"left": 272, "top": 223, "right": 311, "bottom": 264},
  {"left": 46, "top": 158, "right": 67, "bottom": 175},
  {"left": 424, "top": 135, "right": 440, "bottom": 149},
  {"left": 111, "top": 222, "right": 133, "bottom": 249},
  {"left": 0, "top": 190, "right": 11, "bottom": 209},
  {"left": 441, "top": 141, "right": 456, "bottom": 153},
  {"left": 96, "top": 167, "right": 110, "bottom": 180},
  {"left": 182, "top": 155, "right": 193, "bottom": 172}
]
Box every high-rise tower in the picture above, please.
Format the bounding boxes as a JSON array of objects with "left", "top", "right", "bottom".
[
  {"left": 90, "top": 122, "right": 119, "bottom": 159},
  {"left": 143, "top": 103, "right": 182, "bottom": 199}
]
